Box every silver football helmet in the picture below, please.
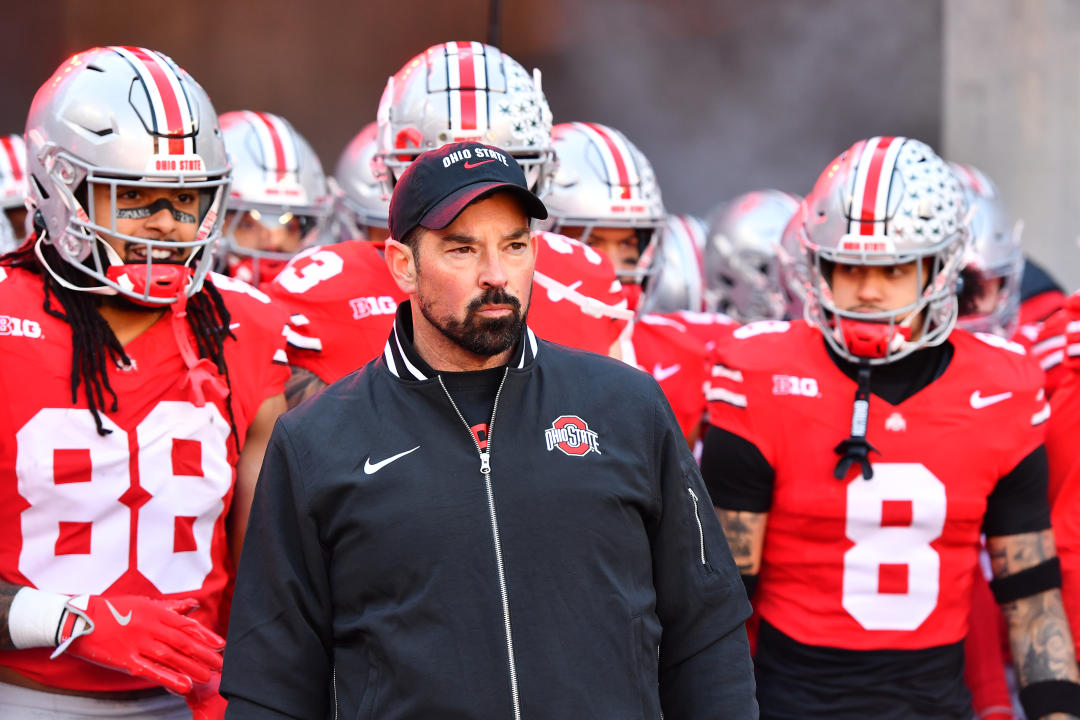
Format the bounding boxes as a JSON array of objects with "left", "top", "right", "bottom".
[
  {"left": 25, "top": 46, "right": 230, "bottom": 305},
  {"left": 638, "top": 214, "right": 706, "bottom": 314},
  {"left": 375, "top": 41, "right": 554, "bottom": 196},
  {"left": 798, "top": 136, "right": 968, "bottom": 364},
  {"left": 950, "top": 162, "right": 1023, "bottom": 338},
  {"left": 774, "top": 201, "right": 812, "bottom": 320},
  {"left": 541, "top": 121, "right": 666, "bottom": 284},
  {"left": 704, "top": 190, "right": 799, "bottom": 322},
  {"left": 1, "top": 133, "right": 29, "bottom": 253},
  {"left": 219, "top": 110, "right": 333, "bottom": 285},
  {"left": 334, "top": 121, "right": 389, "bottom": 241}
]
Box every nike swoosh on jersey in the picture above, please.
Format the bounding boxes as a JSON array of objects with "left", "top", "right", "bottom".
[
  {"left": 970, "top": 390, "right": 1013, "bottom": 409},
  {"left": 363, "top": 446, "right": 421, "bottom": 475},
  {"left": 463, "top": 159, "right": 497, "bottom": 169},
  {"left": 652, "top": 363, "right": 681, "bottom": 382},
  {"left": 104, "top": 599, "right": 132, "bottom": 626}
]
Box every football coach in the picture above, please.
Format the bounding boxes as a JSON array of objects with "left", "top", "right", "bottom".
[{"left": 221, "top": 141, "right": 757, "bottom": 719}]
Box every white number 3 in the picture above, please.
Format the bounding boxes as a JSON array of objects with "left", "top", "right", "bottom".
[
  {"left": 842, "top": 463, "right": 946, "bottom": 630},
  {"left": 15, "top": 402, "right": 231, "bottom": 595}
]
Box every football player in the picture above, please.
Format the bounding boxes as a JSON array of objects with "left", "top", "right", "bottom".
[
  {"left": 333, "top": 121, "right": 390, "bottom": 247},
  {"left": 217, "top": 111, "right": 334, "bottom": 287},
  {"left": 638, "top": 214, "right": 708, "bottom": 317},
  {"left": 702, "top": 136, "right": 1080, "bottom": 719},
  {"left": 0, "top": 47, "right": 288, "bottom": 717},
  {"left": 703, "top": 190, "right": 800, "bottom": 323},
  {"left": 0, "top": 133, "right": 29, "bottom": 253},
  {"left": 544, "top": 123, "right": 711, "bottom": 444},
  {"left": 277, "top": 43, "right": 631, "bottom": 408},
  {"left": 951, "top": 163, "right": 1026, "bottom": 343},
  {"left": 1046, "top": 297, "right": 1080, "bottom": 662},
  {"left": 949, "top": 161, "right": 1028, "bottom": 720},
  {"left": 543, "top": 121, "right": 665, "bottom": 311}
]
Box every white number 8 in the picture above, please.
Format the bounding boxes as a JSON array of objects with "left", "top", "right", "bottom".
[{"left": 842, "top": 463, "right": 946, "bottom": 630}]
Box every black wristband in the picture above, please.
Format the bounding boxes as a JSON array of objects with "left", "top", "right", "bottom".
[
  {"left": 989, "top": 557, "right": 1061, "bottom": 604},
  {"left": 1019, "top": 679, "right": 1080, "bottom": 719},
  {"left": 740, "top": 573, "right": 758, "bottom": 599}
]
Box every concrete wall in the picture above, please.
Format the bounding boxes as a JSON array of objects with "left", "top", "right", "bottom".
[
  {"left": 943, "top": 0, "right": 1080, "bottom": 290},
  {"left": 1, "top": 1, "right": 940, "bottom": 221}
]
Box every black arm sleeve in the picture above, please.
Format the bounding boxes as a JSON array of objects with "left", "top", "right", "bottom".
[
  {"left": 700, "top": 424, "right": 775, "bottom": 512},
  {"left": 982, "top": 445, "right": 1052, "bottom": 537},
  {"left": 222, "top": 421, "right": 334, "bottom": 720}
]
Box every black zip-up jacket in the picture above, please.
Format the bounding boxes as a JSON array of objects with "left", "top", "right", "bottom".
[{"left": 222, "top": 302, "right": 757, "bottom": 719}]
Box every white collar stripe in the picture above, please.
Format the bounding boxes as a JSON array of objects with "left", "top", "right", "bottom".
[{"left": 393, "top": 325, "right": 428, "bottom": 380}]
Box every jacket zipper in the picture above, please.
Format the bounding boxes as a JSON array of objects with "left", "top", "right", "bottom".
[
  {"left": 439, "top": 370, "right": 521, "bottom": 720},
  {"left": 332, "top": 665, "right": 339, "bottom": 720},
  {"left": 686, "top": 487, "right": 707, "bottom": 566},
  {"left": 658, "top": 646, "right": 664, "bottom": 720}
]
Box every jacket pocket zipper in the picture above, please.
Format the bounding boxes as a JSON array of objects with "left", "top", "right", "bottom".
[{"left": 687, "top": 487, "right": 707, "bottom": 566}]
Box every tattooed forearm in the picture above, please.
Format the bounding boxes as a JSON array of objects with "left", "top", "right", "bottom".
[
  {"left": 0, "top": 581, "right": 22, "bottom": 649},
  {"left": 1001, "top": 588, "right": 1079, "bottom": 688},
  {"left": 988, "top": 531, "right": 1080, "bottom": 690},
  {"left": 989, "top": 529, "right": 1055, "bottom": 577},
  {"left": 285, "top": 366, "right": 328, "bottom": 409},
  {"left": 715, "top": 509, "right": 768, "bottom": 575}
]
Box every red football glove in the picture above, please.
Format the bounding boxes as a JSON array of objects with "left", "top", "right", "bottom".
[
  {"left": 187, "top": 672, "right": 228, "bottom": 720},
  {"left": 55, "top": 594, "right": 225, "bottom": 695}
]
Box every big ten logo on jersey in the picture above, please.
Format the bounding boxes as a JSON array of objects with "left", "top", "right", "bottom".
[
  {"left": 350, "top": 296, "right": 397, "bottom": 320},
  {"left": 0, "top": 315, "right": 43, "bottom": 339},
  {"left": 772, "top": 374, "right": 820, "bottom": 398},
  {"left": 15, "top": 402, "right": 231, "bottom": 595}
]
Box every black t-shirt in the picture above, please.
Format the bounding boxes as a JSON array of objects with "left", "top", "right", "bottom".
[{"left": 441, "top": 366, "right": 505, "bottom": 446}]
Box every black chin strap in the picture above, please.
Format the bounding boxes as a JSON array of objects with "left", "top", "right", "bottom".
[{"left": 834, "top": 365, "right": 878, "bottom": 480}]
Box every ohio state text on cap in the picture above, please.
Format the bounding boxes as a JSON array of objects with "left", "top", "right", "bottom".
[{"left": 389, "top": 141, "right": 548, "bottom": 241}]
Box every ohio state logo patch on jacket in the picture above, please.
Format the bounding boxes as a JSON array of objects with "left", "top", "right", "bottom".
[{"left": 544, "top": 415, "right": 601, "bottom": 456}]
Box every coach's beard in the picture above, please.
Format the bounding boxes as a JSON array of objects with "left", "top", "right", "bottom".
[{"left": 422, "top": 288, "right": 528, "bottom": 357}]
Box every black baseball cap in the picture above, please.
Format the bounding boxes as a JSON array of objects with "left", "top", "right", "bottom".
[{"left": 388, "top": 141, "right": 548, "bottom": 242}]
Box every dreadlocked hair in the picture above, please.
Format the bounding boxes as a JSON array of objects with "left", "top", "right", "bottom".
[{"left": 1, "top": 236, "right": 241, "bottom": 452}]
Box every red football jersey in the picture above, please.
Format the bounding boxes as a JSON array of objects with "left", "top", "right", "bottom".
[
  {"left": 707, "top": 320, "right": 1046, "bottom": 650},
  {"left": 621, "top": 313, "right": 709, "bottom": 441},
  {"left": 529, "top": 231, "right": 631, "bottom": 355},
  {"left": 267, "top": 240, "right": 407, "bottom": 384},
  {"left": 1031, "top": 292, "right": 1080, "bottom": 397},
  {"left": 1020, "top": 288, "right": 1066, "bottom": 326},
  {"left": 667, "top": 309, "right": 737, "bottom": 355},
  {"left": 0, "top": 268, "right": 289, "bottom": 691},
  {"left": 1049, "top": 368, "right": 1080, "bottom": 657}
]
